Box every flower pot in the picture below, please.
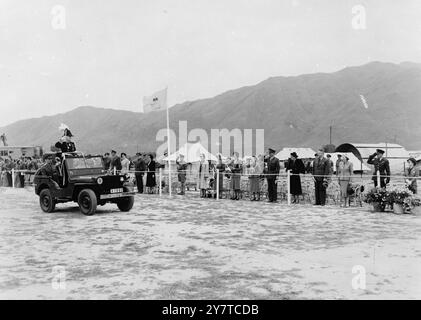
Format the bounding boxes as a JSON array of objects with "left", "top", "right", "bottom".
[
  {"left": 372, "top": 202, "right": 385, "bottom": 212},
  {"left": 393, "top": 203, "right": 404, "bottom": 214}
]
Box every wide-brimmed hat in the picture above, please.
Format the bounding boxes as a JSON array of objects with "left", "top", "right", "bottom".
[
  {"left": 290, "top": 152, "right": 298, "bottom": 158},
  {"left": 407, "top": 157, "right": 417, "bottom": 166}
]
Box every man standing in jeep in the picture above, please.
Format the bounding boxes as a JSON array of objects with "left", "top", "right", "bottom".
[{"left": 55, "top": 128, "right": 76, "bottom": 153}]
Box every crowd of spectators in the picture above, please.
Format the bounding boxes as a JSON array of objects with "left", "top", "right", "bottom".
[
  {"left": 0, "top": 156, "right": 42, "bottom": 187},
  {"left": 1, "top": 148, "right": 418, "bottom": 209}
]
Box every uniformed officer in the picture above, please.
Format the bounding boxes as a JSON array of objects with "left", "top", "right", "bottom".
[
  {"left": 55, "top": 128, "right": 76, "bottom": 153},
  {"left": 264, "top": 148, "right": 280, "bottom": 202},
  {"left": 367, "top": 149, "right": 390, "bottom": 188},
  {"left": 312, "top": 148, "right": 331, "bottom": 206},
  {"left": 39, "top": 156, "right": 60, "bottom": 187}
]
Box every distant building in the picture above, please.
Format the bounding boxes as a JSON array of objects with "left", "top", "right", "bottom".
[
  {"left": 335, "top": 142, "right": 410, "bottom": 174},
  {"left": 0, "top": 146, "right": 43, "bottom": 158}
]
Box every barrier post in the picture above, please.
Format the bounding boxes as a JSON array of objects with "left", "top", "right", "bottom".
[
  {"left": 377, "top": 171, "right": 381, "bottom": 188},
  {"left": 287, "top": 170, "right": 291, "bottom": 205},
  {"left": 168, "top": 165, "right": 172, "bottom": 198},
  {"left": 159, "top": 168, "right": 162, "bottom": 197},
  {"left": 11, "top": 169, "right": 15, "bottom": 188},
  {"left": 216, "top": 169, "right": 220, "bottom": 200}
]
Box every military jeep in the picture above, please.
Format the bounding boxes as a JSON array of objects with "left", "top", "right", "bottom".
[{"left": 33, "top": 152, "right": 135, "bottom": 215}]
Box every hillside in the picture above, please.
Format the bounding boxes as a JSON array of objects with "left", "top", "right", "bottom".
[{"left": 1, "top": 61, "right": 421, "bottom": 155}]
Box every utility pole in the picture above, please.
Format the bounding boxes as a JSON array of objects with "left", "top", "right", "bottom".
[{"left": 329, "top": 126, "right": 332, "bottom": 145}]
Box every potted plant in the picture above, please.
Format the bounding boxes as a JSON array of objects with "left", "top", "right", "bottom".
[
  {"left": 389, "top": 187, "right": 414, "bottom": 214},
  {"left": 364, "top": 187, "right": 390, "bottom": 212},
  {"left": 405, "top": 195, "right": 421, "bottom": 215}
]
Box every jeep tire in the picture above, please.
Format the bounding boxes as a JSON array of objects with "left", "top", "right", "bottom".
[
  {"left": 116, "top": 194, "right": 134, "bottom": 212},
  {"left": 40, "top": 189, "right": 56, "bottom": 213},
  {"left": 77, "top": 189, "right": 97, "bottom": 215}
]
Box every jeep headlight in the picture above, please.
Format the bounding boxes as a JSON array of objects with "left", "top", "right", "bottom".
[
  {"left": 97, "top": 177, "right": 103, "bottom": 185},
  {"left": 120, "top": 177, "right": 124, "bottom": 182}
]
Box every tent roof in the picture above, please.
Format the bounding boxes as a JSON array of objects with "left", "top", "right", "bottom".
[
  {"left": 275, "top": 147, "right": 316, "bottom": 160},
  {"left": 326, "top": 152, "right": 371, "bottom": 171},
  {"left": 163, "top": 142, "right": 218, "bottom": 162}
]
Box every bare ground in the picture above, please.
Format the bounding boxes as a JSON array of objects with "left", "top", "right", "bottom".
[{"left": 0, "top": 187, "right": 420, "bottom": 299}]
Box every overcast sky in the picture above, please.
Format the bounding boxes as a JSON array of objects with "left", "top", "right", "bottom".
[{"left": 0, "top": 0, "right": 420, "bottom": 127}]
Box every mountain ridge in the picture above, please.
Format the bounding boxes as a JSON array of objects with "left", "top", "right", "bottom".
[{"left": 1, "top": 61, "right": 421, "bottom": 154}]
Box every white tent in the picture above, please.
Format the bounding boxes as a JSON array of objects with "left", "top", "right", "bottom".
[
  {"left": 163, "top": 142, "right": 218, "bottom": 163},
  {"left": 275, "top": 147, "right": 316, "bottom": 160},
  {"left": 162, "top": 142, "right": 218, "bottom": 187},
  {"left": 326, "top": 152, "right": 371, "bottom": 172}
]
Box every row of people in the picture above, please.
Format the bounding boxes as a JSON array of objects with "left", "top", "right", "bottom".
[
  {"left": 3, "top": 146, "right": 417, "bottom": 207},
  {"left": 0, "top": 156, "right": 42, "bottom": 187},
  {"left": 173, "top": 148, "right": 418, "bottom": 206},
  {"left": 102, "top": 150, "right": 165, "bottom": 194}
]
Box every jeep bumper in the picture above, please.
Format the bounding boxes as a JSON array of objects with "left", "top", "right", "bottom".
[{"left": 100, "top": 192, "right": 135, "bottom": 200}]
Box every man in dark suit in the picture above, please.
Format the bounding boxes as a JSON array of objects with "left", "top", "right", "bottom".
[
  {"left": 103, "top": 153, "right": 111, "bottom": 170},
  {"left": 264, "top": 148, "right": 280, "bottom": 202},
  {"left": 134, "top": 153, "right": 146, "bottom": 193},
  {"left": 367, "top": 149, "right": 390, "bottom": 188},
  {"left": 326, "top": 154, "right": 334, "bottom": 175},
  {"left": 312, "top": 148, "right": 331, "bottom": 206},
  {"left": 335, "top": 154, "right": 342, "bottom": 175},
  {"left": 110, "top": 150, "right": 122, "bottom": 173}
]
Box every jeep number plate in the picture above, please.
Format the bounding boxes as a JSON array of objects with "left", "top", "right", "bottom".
[{"left": 110, "top": 188, "right": 123, "bottom": 194}]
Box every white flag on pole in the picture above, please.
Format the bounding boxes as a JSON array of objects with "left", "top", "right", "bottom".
[{"left": 142, "top": 88, "right": 167, "bottom": 113}]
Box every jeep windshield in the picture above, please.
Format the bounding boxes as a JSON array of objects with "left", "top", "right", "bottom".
[
  {"left": 67, "top": 156, "right": 103, "bottom": 169},
  {"left": 66, "top": 156, "right": 104, "bottom": 178}
]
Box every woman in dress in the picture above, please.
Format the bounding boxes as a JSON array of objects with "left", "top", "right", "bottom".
[
  {"left": 197, "top": 153, "right": 209, "bottom": 198},
  {"left": 248, "top": 156, "right": 261, "bottom": 201},
  {"left": 213, "top": 154, "right": 225, "bottom": 199},
  {"left": 0, "top": 159, "right": 5, "bottom": 187},
  {"left": 337, "top": 154, "right": 353, "bottom": 207},
  {"left": 285, "top": 152, "right": 305, "bottom": 204},
  {"left": 120, "top": 153, "right": 131, "bottom": 174},
  {"left": 145, "top": 154, "right": 157, "bottom": 194},
  {"left": 405, "top": 157, "right": 418, "bottom": 194},
  {"left": 228, "top": 152, "right": 243, "bottom": 200}
]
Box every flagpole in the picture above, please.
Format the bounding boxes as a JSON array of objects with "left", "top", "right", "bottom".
[{"left": 166, "top": 87, "right": 172, "bottom": 197}]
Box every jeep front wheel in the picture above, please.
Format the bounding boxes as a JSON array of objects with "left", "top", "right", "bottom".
[
  {"left": 77, "top": 189, "right": 97, "bottom": 215},
  {"left": 40, "top": 189, "right": 56, "bottom": 213},
  {"left": 117, "top": 196, "right": 134, "bottom": 212}
]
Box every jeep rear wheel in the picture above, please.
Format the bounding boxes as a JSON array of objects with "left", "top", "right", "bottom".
[
  {"left": 117, "top": 196, "right": 134, "bottom": 212},
  {"left": 40, "top": 189, "right": 56, "bottom": 213},
  {"left": 77, "top": 189, "right": 97, "bottom": 215}
]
